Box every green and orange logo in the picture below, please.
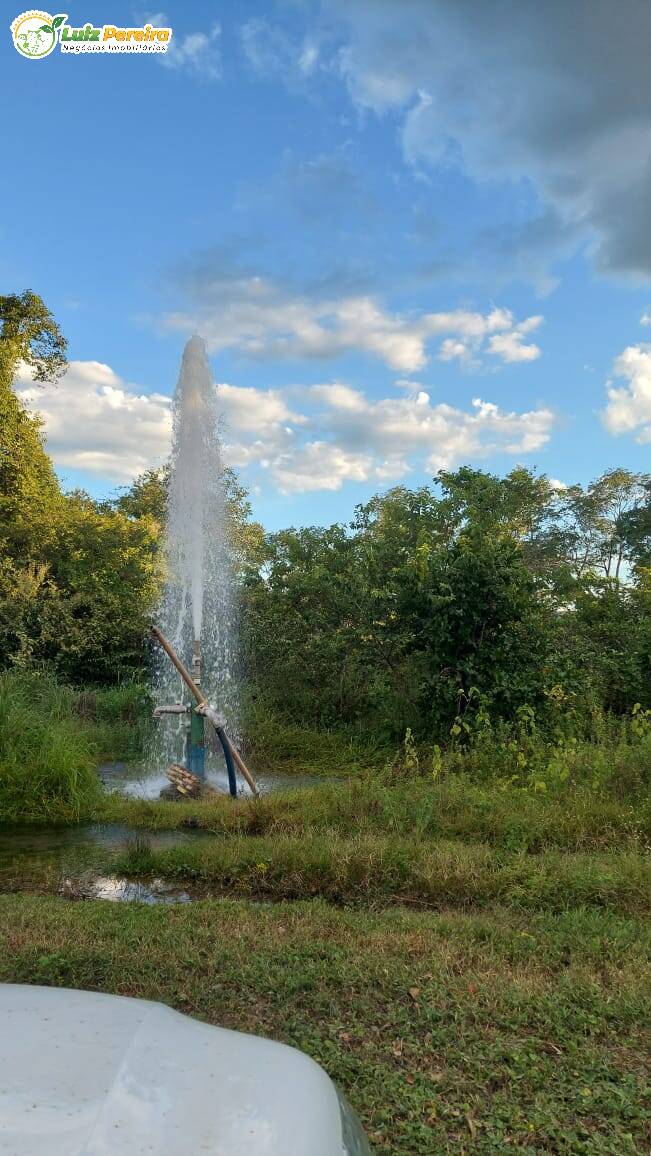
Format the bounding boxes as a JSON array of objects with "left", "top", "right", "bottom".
[
  {"left": 11, "top": 11, "right": 172, "bottom": 57},
  {"left": 11, "top": 10, "right": 66, "bottom": 58}
]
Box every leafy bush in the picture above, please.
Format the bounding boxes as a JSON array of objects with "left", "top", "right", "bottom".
[{"left": 75, "top": 681, "right": 152, "bottom": 760}]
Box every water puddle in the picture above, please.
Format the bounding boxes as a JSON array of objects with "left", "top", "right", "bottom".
[
  {"left": 0, "top": 823, "right": 210, "bottom": 902},
  {"left": 98, "top": 760, "right": 327, "bottom": 800},
  {"left": 0, "top": 762, "right": 331, "bottom": 905},
  {"left": 61, "top": 875, "right": 193, "bottom": 905},
  {"left": 0, "top": 822, "right": 209, "bottom": 857},
  {"left": 0, "top": 825, "right": 199, "bottom": 905}
]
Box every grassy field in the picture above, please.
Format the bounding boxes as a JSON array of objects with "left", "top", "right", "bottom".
[
  {"left": 1, "top": 778, "right": 649, "bottom": 1153},
  {"left": 1, "top": 831, "right": 648, "bottom": 917},
  {"left": 1, "top": 670, "right": 650, "bottom": 1152},
  {"left": 97, "top": 775, "right": 650, "bottom": 852},
  {"left": 109, "top": 834, "right": 648, "bottom": 915},
  {"left": 0, "top": 895, "right": 648, "bottom": 1154}
]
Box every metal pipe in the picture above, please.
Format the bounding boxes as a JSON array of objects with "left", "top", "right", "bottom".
[
  {"left": 187, "top": 638, "right": 206, "bottom": 779},
  {"left": 151, "top": 624, "right": 258, "bottom": 795},
  {"left": 188, "top": 705, "right": 206, "bottom": 779}
]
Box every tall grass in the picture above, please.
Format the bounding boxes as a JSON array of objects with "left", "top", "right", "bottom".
[
  {"left": 0, "top": 670, "right": 100, "bottom": 821},
  {"left": 243, "top": 696, "right": 651, "bottom": 803},
  {"left": 101, "top": 774, "right": 650, "bottom": 852},
  {"left": 242, "top": 698, "right": 386, "bottom": 775},
  {"left": 434, "top": 724, "right": 651, "bottom": 799},
  {"left": 115, "top": 833, "right": 650, "bottom": 915},
  {"left": 75, "top": 681, "right": 152, "bottom": 760},
  {"left": 0, "top": 670, "right": 152, "bottom": 821}
]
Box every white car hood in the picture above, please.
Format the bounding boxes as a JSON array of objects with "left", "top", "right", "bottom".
[{"left": 0, "top": 984, "right": 346, "bottom": 1155}]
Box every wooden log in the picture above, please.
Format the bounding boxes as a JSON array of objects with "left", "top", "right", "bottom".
[
  {"left": 151, "top": 626, "right": 207, "bottom": 706},
  {"left": 166, "top": 764, "right": 218, "bottom": 799},
  {"left": 167, "top": 763, "right": 200, "bottom": 796}
]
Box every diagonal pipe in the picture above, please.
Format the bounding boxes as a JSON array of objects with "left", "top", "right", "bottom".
[{"left": 151, "top": 625, "right": 258, "bottom": 796}]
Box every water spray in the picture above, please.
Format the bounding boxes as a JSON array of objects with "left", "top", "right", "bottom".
[
  {"left": 151, "top": 626, "right": 257, "bottom": 797},
  {"left": 151, "top": 336, "right": 247, "bottom": 798}
]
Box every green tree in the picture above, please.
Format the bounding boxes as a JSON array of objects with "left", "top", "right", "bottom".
[
  {"left": 0, "top": 293, "right": 68, "bottom": 667},
  {"left": 556, "top": 469, "right": 649, "bottom": 584},
  {"left": 245, "top": 473, "right": 556, "bottom": 739},
  {"left": 617, "top": 479, "right": 651, "bottom": 573},
  {"left": 0, "top": 292, "right": 66, "bottom": 561},
  {"left": 244, "top": 524, "right": 365, "bottom": 726},
  {"left": 0, "top": 290, "right": 67, "bottom": 385},
  {"left": 37, "top": 492, "right": 161, "bottom": 682}
]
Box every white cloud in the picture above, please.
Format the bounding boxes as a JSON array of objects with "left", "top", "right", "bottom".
[
  {"left": 602, "top": 344, "right": 651, "bottom": 443},
  {"left": 439, "top": 338, "right": 476, "bottom": 366},
  {"left": 217, "top": 382, "right": 305, "bottom": 432},
  {"left": 310, "top": 382, "right": 367, "bottom": 411},
  {"left": 271, "top": 443, "right": 372, "bottom": 493},
  {"left": 16, "top": 357, "right": 557, "bottom": 496},
  {"left": 162, "top": 20, "right": 221, "bottom": 80},
  {"left": 224, "top": 378, "right": 556, "bottom": 494},
  {"left": 641, "top": 312, "right": 651, "bottom": 326},
  {"left": 16, "top": 361, "right": 172, "bottom": 483},
  {"left": 325, "top": 0, "right": 651, "bottom": 280},
  {"left": 164, "top": 276, "right": 543, "bottom": 372},
  {"left": 240, "top": 18, "right": 320, "bottom": 82},
  {"left": 487, "top": 316, "right": 543, "bottom": 363}
]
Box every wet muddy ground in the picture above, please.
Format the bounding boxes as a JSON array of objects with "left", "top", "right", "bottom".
[
  {"left": 98, "top": 760, "right": 326, "bottom": 799},
  {"left": 0, "top": 822, "right": 207, "bottom": 904},
  {"left": 0, "top": 764, "right": 332, "bottom": 905}
]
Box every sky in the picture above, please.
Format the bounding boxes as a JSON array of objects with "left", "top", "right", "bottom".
[{"left": 2, "top": 0, "right": 650, "bottom": 529}]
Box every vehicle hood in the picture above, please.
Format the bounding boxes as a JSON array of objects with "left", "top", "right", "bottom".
[{"left": 0, "top": 984, "right": 345, "bottom": 1155}]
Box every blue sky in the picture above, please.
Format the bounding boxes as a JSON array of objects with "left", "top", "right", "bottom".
[{"left": 3, "top": 0, "right": 650, "bottom": 529}]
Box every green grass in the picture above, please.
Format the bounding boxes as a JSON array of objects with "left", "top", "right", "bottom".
[
  {"left": 1, "top": 668, "right": 650, "bottom": 831},
  {"left": 72, "top": 680, "right": 152, "bottom": 761},
  {"left": 0, "top": 670, "right": 100, "bottom": 821},
  {"left": 244, "top": 702, "right": 651, "bottom": 801},
  {"left": 96, "top": 775, "right": 650, "bottom": 853},
  {"left": 113, "top": 835, "right": 649, "bottom": 915},
  {"left": 0, "top": 895, "right": 648, "bottom": 1154},
  {"left": 434, "top": 725, "right": 651, "bottom": 800},
  {"left": 2, "top": 675, "right": 649, "bottom": 1152},
  {"left": 243, "top": 701, "right": 382, "bottom": 775},
  {"left": 0, "top": 670, "right": 151, "bottom": 821},
  {"left": 1, "top": 831, "right": 646, "bottom": 917}
]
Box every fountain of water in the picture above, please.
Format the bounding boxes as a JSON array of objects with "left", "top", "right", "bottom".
[{"left": 151, "top": 336, "right": 240, "bottom": 789}]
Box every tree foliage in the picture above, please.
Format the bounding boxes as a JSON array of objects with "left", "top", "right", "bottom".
[
  {"left": 0, "top": 292, "right": 65, "bottom": 561},
  {"left": 0, "top": 293, "right": 159, "bottom": 679},
  {"left": 0, "top": 292, "right": 648, "bottom": 736},
  {"left": 243, "top": 468, "right": 651, "bottom": 739}
]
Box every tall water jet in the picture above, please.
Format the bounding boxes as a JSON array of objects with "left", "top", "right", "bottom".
[{"left": 152, "top": 336, "right": 238, "bottom": 776}]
